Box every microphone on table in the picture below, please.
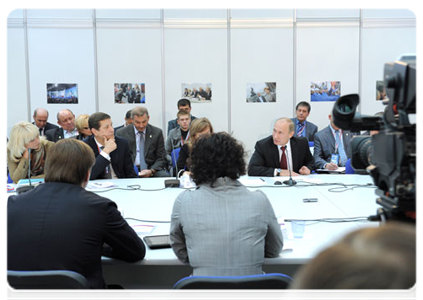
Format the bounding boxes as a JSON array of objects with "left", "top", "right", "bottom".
[
  {"left": 17, "top": 148, "right": 35, "bottom": 194},
  {"left": 283, "top": 147, "right": 297, "bottom": 186}
]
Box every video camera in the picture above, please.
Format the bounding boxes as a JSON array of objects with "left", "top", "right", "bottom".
[{"left": 331, "top": 56, "right": 416, "bottom": 223}]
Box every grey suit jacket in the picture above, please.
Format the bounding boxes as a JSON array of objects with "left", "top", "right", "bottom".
[
  {"left": 291, "top": 118, "right": 318, "bottom": 142},
  {"left": 165, "top": 127, "right": 183, "bottom": 156},
  {"left": 116, "top": 124, "right": 168, "bottom": 171},
  {"left": 170, "top": 177, "right": 283, "bottom": 276},
  {"left": 313, "top": 125, "right": 355, "bottom": 169}
]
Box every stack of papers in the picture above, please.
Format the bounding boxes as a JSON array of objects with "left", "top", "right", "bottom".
[{"left": 86, "top": 181, "right": 116, "bottom": 190}]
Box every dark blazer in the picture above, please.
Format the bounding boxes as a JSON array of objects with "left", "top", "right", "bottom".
[
  {"left": 83, "top": 135, "right": 137, "bottom": 180},
  {"left": 167, "top": 115, "right": 197, "bottom": 134},
  {"left": 45, "top": 127, "right": 64, "bottom": 142},
  {"left": 116, "top": 124, "right": 168, "bottom": 171},
  {"left": 248, "top": 136, "right": 314, "bottom": 177},
  {"left": 313, "top": 125, "right": 355, "bottom": 169},
  {"left": 290, "top": 118, "right": 318, "bottom": 142},
  {"left": 32, "top": 122, "right": 59, "bottom": 136},
  {"left": 7, "top": 182, "right": 145, "bottom": 289}
]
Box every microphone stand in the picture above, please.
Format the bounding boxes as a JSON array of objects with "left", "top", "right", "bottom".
[
  {"left": 283, "top": 147, "right": 297, "bottom": 186},
  {"left": 16, "top": 148, "right": 35, "bottom": 194}
]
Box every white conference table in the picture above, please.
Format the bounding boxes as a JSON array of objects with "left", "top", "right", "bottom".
[
  {"left": 4, "top": 174, "right": 380, "bottom": 299},
  {"left": 91, "top": 174, "right": 381, "bottom": 288}
]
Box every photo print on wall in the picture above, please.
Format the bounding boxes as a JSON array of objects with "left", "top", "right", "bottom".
[
  {"left": 115, "top": 83, "right": 145, "bottom": 104},
  {"left": 47, "top": 83, "right": 78, "bottom": 104},
  {"left": 310, "top": 81, "right": 340, "bottom": 102},
  {"left": 181, "top": 83, "right": 212, "bottom": 103},
  {"left": 376, "top": 81, "right": 388, "bottom": 101},
  {"left": 246, "top": 82, "right": 276, "bottom": 103}
]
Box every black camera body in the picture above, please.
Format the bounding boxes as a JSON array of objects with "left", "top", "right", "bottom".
[{"left": 331, "top": 58, "right": 416, "bottom": 223}]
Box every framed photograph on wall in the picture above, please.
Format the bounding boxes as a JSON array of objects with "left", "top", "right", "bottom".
[
  {"left": 310, "top": 81, "right": 340, "bottom": 102},
  {"left": 181, "top": 83, "right": 212, "bottom": 103},
  {"left": 46, "top": 83, "right": 78, "bottom": 104},
  {"left": 114, "top": 83, "right": 145, "bottom": 104},
  {"left": 246, "top": 82, "right": 276, "bottom": 103}
]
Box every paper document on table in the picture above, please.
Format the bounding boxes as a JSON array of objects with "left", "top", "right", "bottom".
[
  {"left": 239, "top": 178, "right": 266, "bottom": 186},
  {"left": 86, "top": 181, "right": 116, "bottom": 190},
  {"left": 131, "top": 224, "right": 156, "bottom": 235},
  {"left": 316, "top": 167, "right": 345, "bottom": 173}
]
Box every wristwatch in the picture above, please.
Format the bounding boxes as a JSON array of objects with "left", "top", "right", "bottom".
[{"left": 276, "top": 168, "right": 282, "bottom": 176}]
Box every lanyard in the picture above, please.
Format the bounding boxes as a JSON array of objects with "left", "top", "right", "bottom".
[{"left": 181, "top": 130, "right": 190, "bottom": 146}]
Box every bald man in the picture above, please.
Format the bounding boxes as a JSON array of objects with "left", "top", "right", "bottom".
[
  {"left": 46, "top": 109, "right": 78, "bottom": 142},
  {"left": 32, "top": 108, "right": 59, "bottom": 136}
]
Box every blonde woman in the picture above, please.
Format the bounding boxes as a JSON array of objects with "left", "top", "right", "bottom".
[
  {"left": 75, "top": 114, "right": 92, "bottom": 140},
  {"left": 7, "top": 121, "right": 54, "bottom": 183},
  {"left": 176, "top": 117, "right": 213, "bottom": 175}
]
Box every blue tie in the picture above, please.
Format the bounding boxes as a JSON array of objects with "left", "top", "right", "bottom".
[
  {"left": 297, "top": 123, "right": 305, "bottom": 137},
  {"left": 138, "top": 132, "right": 148, "bottom": 170},
  {"left": 335, "top": 130, "right": 348, "bottom": 166}
]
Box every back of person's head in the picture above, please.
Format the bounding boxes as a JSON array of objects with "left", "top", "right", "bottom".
[
  {"left": 190, "top": 132, "right": 246, "bottom": 186},
  {"left": 44, "top": 139, "right": 95, "bottom": 186},
  {"left": 75, "top": 114, "right": 90, "bottom": 132},
  {"left": 88, "top": 112, "right": 111, "bottom": 130},
  {"left": 290, "top": 222, "right": 416, "bottom": 289},
  {"left": 7, "top": 121, "right": 40, "bottom": 161},
  {"left": 131, "top": 106, "right": 149, "bottom": 118},
  {"left": 296, "top": 101, "right": 311, "bottom": 113},
  {"left": 177, "top": 98, "right": 191, "bottom": 108}
]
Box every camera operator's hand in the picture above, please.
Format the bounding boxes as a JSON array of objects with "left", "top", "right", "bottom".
[{"left": 325, "top": 162, "right": 338, "bottom": 170}]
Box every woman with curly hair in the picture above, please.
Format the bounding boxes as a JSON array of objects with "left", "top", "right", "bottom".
[
  {"left": 170, "top": 132, "right": 283, "bottom": 276},
  {"left": 7, "top": 121, "right": 55, "bottom": 183}
]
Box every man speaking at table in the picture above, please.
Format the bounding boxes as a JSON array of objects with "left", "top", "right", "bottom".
[
  {"left": 248, "top": 117, "right": 314, "bottom": 177},
  {"left": 7, "top": 139, "right": 145, "bottom": 288},
  {"left": 84, "top": 112, "right": 137, "bottom": 180}
]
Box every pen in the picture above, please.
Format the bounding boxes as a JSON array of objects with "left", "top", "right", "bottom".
[{"left": 260, "top": 178, "right": 265, "bottom": 182}]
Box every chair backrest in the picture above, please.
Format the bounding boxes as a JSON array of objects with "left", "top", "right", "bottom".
[
  {"left": 173, "top": 273, "right": 292, "bottom": 289},
  {"left": 8, "top": 270, "right": 89, "bottom": 289},
  {"left": 134, "top": 164, "right": 139, "bottom": 175},
  {"left": 7, "top": 172, "right": 13, "bottom": 184},
  {"left": 170, "top": 147, "right": 181, "bottom": 168},
  {"left": 345, "top": 158, "right": 355, "bottom": 174}
]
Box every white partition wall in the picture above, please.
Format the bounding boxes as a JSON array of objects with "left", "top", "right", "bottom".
[{"left": 7, "top": 9, "right": 416, "bottom": 158}]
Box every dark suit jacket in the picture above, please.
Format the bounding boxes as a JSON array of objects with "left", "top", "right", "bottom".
[
  {"left": 83, "top": 135, "right": 137, "bottom": 180},
  {"left": 45, "top": 127, "right": 65, "bottom": 142},
  {"left": 167, "top": 115, "right": 197, "bottom": 134},
  {"left": 290, "top": 118, "right": 318, "bottom": 142},
  {"left": 7, "top": 182, "right": 145, "bottom": 288},
  {"left": 116, "top": 124, "right": 168, "bottom": 171},
  {"left": 248, "top": 136, "right": 314, "bottom": 177},
  {"left": 313, "top": 125, "right": 355, "bottom": 169},
  {"left": 32, "top": 122, "right": 59, "bottom": 136}
]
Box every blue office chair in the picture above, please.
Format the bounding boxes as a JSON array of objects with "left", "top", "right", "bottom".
[
  {"left": 134, "top": 164, "right": 139, "bottom": 175},
  {"left": 308, "top": 141, "right": 314, "bottom": 147},
  {"left": 7, "top": 172, "right": 13, "bottom": 183},
  {"left": 8, "top": 270, "right": 89, "bottom": 289},
  {"left": 345, "top": 158, "right": 355, "bottom": 174},
  {"left": 170, "top": 148, "right": 181, "bottom": 169},
  {"left": 173, "top": 273, "right": 292, "bottom": 289}
]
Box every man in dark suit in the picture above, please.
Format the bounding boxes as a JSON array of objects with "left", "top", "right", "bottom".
[
  {"left": 167, "top": 98, "right": 197, "bottom": 134},
  {"left": 45, "top": 109, "right": 79, "bottom": 142},
  {"left": 7, "top": 138, "right": 145, "bottom": 289},
  {"left": 32, "top": 108, "right": 59, "bottom": 137},
  {"left": 116, "top": 107, "right": 168, "bottom": 177},
  {"left": 248, "top": 117, "right": 314, "bottom": 177},
  {"left": 291, "top": 101, "right": 318, "bottom": 142},
  {"left": 84, "top": 112, "right": 137, "bottom": 180},
  {"left": 114, "top": 109, "right": 133, "bottom": 132},
  {"left": 313, "top": 114, "right": 356, "bottom": 170}
]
